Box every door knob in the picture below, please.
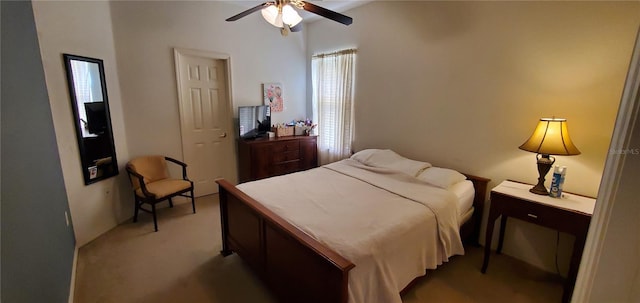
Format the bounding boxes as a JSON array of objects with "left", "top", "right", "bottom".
[{"left": 219, "top": 132, "right": 227, "bottom": 138}]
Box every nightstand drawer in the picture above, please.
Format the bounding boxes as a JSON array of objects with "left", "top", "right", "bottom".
[
  {"left": 492, "top": 192, "right": 591, "bottom": 236},
  {"left": 496, "top": 195, "right": 559, "bottom": 226}
]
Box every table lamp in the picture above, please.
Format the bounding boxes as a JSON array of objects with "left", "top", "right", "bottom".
[{"left": 519, "top": 118, "right": 581, "bottom": 195}]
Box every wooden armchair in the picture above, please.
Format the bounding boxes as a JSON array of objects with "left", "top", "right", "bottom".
[{"left": 126, "top": 155, "right": 195, "bottom": 231}]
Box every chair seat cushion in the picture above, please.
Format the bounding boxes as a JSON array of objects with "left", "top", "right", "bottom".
[
  {"left": 136, "top": 179, "right": 191, "bottom": 199},
  {"left": 128, "top": 156, "right": 170, "bottom": 185}
]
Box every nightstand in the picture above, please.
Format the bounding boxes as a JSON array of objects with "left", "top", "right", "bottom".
[{"left": 481, "top": 180, "right": 595, "bottom": 303}]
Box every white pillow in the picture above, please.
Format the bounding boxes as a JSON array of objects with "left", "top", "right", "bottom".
[
  {"left": 417, "top": 167, "right": 467, "bottom": 189},
  {"left": 350, "top": 149, "right": 379, "bottom": 163},
  {"left": 351, "top": 149, "right": 431, "bottom": 177}
]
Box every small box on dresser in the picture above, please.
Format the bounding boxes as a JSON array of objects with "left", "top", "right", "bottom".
[
  {"left": 271, "top": 126, "right": 294, "bottom": 137},
  {"left": 237, "top": 136, "right": 318, "bottom": 183}
]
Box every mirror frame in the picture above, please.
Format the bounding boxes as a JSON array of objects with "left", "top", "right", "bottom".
[{"left": 63, "top": 54, "right": 119, "bottom": 185}]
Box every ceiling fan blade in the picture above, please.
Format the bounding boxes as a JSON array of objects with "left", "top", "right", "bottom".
[
  {"left": 290, "top": 23, "right": 303, "bottom": 32},
  {"left": 226, "top": 2, "right": 273, "bottom": 22},
  {"left": 301, "top": 1, "right": 353, "bottom": 26}
]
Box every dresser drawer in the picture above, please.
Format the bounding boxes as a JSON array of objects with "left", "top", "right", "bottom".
[
  {"left": 272, "top": 150, "right": 300, "bottom": 163},
  {"left": 271, "top": 141, "right": 300, "bottom": 153},
  {"left": 273, "top": 160, "right": 300, "bottom": 176}
]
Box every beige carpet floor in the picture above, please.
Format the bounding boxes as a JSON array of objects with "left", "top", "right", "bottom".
[{"left": 74, "top": 195, "right": 563, "bottom": 303}]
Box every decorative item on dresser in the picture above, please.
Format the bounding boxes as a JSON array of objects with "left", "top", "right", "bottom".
[
  {"left": 482, "top": 180, "right": 595, "bottom": 303},
  {"left": 237, "top": 135, "right": 318, "bottom": 182}
]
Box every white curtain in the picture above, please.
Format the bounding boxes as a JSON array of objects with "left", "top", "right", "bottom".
[{"left": 312, "top": 49, "right": 356, "bottom": 165}]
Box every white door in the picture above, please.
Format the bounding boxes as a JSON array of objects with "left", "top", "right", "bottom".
[{"left": 175, "top": 49, "right": 234, "bottom": 197}]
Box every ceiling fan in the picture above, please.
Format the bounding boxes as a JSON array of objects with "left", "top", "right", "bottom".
[{"left": 226, "top": 0, "right": 353, "bottom": 36}]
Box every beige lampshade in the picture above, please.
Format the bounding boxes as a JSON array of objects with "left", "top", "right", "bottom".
[{"left": 519, "top": 118, "right": 581, "bottom": 155}]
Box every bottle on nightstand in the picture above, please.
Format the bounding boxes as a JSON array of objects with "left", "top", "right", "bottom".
[{"left": 549, "top": 166, "right": 567, "bottom": 198}]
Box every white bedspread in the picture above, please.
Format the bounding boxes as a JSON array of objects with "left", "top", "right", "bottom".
[{"left": 236, "top": 159, "right": 464, "bottom": 303}]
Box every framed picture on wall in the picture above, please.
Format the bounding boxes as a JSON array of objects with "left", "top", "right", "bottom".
[{"left": 263, "top": 82, "right": 283, "bottom": 112}]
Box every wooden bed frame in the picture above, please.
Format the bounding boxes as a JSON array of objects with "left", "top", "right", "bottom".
[{"left": 216, "top": 173, "right": 489, "bottom": 303}]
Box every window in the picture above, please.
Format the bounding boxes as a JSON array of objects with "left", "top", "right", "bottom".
[{"left": 311, "top": 49, "right": 357, "bottom": 165}]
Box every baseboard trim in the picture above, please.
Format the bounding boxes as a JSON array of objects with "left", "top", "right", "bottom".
[{"left": 68, "top": 245, "right": 79, "bottom": 303}]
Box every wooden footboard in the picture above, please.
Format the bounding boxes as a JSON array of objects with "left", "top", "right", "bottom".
[
  {"left": 216, "top": 174, "right": 489, "bottom": 303},
  {"left": 217, "top": 179, "right": 355, "bottom": 303}
]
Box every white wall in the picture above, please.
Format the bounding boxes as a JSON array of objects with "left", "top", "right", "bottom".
[
  {"left": 307, "top": 1, "right": 640, "bottom": 275},
  {"left": 33, "top": 0, "right": 131, "bottom": 247},
  {"left": 109, "top": 1, "right": 307, "bottom": 163}
]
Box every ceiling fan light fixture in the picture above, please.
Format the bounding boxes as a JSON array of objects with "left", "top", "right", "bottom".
[
  {"left": 227, "top": 0, "right": 352, "bottom": 34},
  {"left": 282, "top": 4, "right": 302, "bottom": 27},
  {"left": 261, "top": 5, "right": 283, "bottom": 27}
]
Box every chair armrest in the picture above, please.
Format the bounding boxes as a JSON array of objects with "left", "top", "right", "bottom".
[
  {"left": 165, "top": 157, "right": 189, "bottom": 180},
  {"left": 126, "top": 166, "right": 155, "bottom": 198}
]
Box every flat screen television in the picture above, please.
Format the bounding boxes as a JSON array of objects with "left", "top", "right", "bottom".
[
  {"left": 84, "top": 102, "right": 107, "bottom": 135},
  {"left": 238, "top": 105, "right": 271, "bottom": 139}
]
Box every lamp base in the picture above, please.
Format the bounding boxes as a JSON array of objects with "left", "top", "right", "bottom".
[
  {"left": 529, "top": 183, "right": 549, "bottom": 195},
  {"left": 529, "top": 153, "right": 555, "bottom": 195}
]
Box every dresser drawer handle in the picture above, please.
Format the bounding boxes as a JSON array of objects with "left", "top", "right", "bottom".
[{"left": 527, "top": 214, "right": 538, "bottom": 219}]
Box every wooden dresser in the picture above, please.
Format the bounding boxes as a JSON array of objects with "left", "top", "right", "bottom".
[{"left": 238, "top": 136, "right": 318, "bottom": 183}]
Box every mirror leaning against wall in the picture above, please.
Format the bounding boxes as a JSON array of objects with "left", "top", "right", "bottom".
[{"left": 63, "top": 54, "right": 118, "bottom": 185}]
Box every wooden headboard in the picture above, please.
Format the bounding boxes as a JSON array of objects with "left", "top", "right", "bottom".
[{"left": 461, "top": 173, "right": 491, "bottom": 245}]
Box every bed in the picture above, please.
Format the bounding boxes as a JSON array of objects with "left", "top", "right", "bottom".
[{"left": 217, "top": 150, "right": 489, "bottom": 303}]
